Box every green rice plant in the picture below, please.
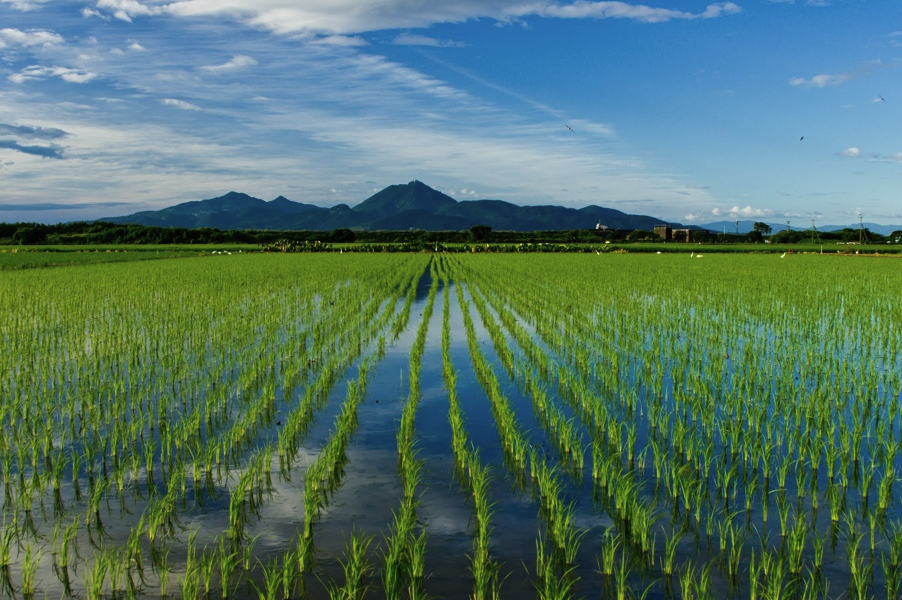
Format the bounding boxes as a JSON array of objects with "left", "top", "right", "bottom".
[
  {"left": 251, "top": 556, "right": 281, "bottom": 600},
  {"left": 811, "top": 527, "right": 825, "bottom": 571},
  {"left": 0, "top": 525, "right": 15, "bottom": 569},
  {"left": 786, "top": 513, "right": 808, "bottom": 576},
  {"left": 199, "top": 545, "right": 217, "bottom": 596},
  {"left": 180, "top": 563, "right": 202, "bottom": 599},
  {"left": 381, "top": 520, "right": 407, "bottom": 600},
  {"left": 660, "top": 528, "right": 684, "bottom": 577},
  {"left": 678, "top": 560, "right": 697, "bottom": 600},
  {"left": 534, "top": 537, "right": 578, "bottom": 600},
  {"left": 878, "top": 466, "right": 896, "bottom": 512},
  {"left": 218, "top": 534, "right": 239, "bottom": 598},
  {"left": 326, "top": 530, "right": 374, "bottom": 600},
  {"left": 19, "top": 542, "right": 40, "bottom": 598},
  {"left": 599, "top": 529, "right": 621, "bottom": 576},
  {"left": 845, "top": 514, "right": 873, "bottom": 600},
  {"left": 407, "top": 528, "right": 428, "bottom": 599},
  {"left": 83, "top": 552, "right": 108, "bottom": 600}
]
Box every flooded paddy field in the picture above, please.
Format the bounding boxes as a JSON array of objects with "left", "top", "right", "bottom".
[{"left": 1, "top": 252, "right": 901, "bottom": 599}]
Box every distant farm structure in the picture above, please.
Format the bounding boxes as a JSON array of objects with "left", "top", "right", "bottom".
[{"left": 653, "top": 225, "right": 693, "bottom": 242}]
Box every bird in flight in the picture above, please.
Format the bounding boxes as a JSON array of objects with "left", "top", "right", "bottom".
[
  {"left": 799, "top": 136, "right": 804, "bottom": 141},
  {"left": 566, "top": 124, "right": 574, "bottom": 133},
  {"left": 878, "top": 95, "right": 886, "bottom": 102}
]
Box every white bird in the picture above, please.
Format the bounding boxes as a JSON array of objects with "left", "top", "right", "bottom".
[
  {"left": 595, "top": 250, "right": 601, "bottom": 255},
  {"left": 656, "top": 251, "right": 662, "bottom": 254},
  {"left": 690, "top": 252, "right": 694, "bottom": 257},
  {"left": 781, "top": 252, "right": 786, "bottom": 258},
  {"left": 696, "top": 254, "right": 703, "bottom": 258}
]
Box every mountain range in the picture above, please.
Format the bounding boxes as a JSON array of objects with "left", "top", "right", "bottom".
[
  {"left": 100, "top": 181, "right": 683, "bottom": 232},
  {"left": 100, "top": 181, "right": 901, "bottom": 235}
]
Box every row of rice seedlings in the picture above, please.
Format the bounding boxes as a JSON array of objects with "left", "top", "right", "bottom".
[
  {"left": 381, "top": 259, "right": 440, "bottom": 600},
  {"left": 451, "top": 268, "right": 597, "bottom": 598},
  {"left": 456, "top": 259, "right": 662, "bottom": 576},
  {"left": 0, "top": 254, "right": 430, "bottom": 597},
  {"left": 461, "top": 257, "right": 673, "bottom": 593},
  {"left": 466, "top": 283, "right": 585, "bottom": 475},
  {"left": 453, "top": 253, "right": 902, "bottom": 596},
  {"left": 435, "top": 262, "right": 504, "bottom": 600},
  {"left": 456, "top": 280, "right": 530, "bottom": 475},
  {"left": 302, "top": 358, "right": 373, "bottom": 540}
]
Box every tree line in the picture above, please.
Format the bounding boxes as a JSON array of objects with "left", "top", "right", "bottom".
[{"left": 2, "top": 220, "right": 899, "bottom": 246}]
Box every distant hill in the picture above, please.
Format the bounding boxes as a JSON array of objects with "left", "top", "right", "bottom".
[
  {"left": 702, "top": 219, "right": 902, "bottom": 236},
  {"left": 100, "top": 181, "right": 687, "bottom": 232}
]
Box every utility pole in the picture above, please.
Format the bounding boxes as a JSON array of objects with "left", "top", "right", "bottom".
[
  {"left": 810, "top": 220, "right": 820, "bottom": 243},
  {"left": 735, "top": 220, "right": 739, "bottom": 235}
]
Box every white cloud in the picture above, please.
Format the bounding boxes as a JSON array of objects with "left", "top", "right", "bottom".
[
  {"left": 95, "top": 0, "right": 163, "bottom": 22},
  {"left": 307, "top": 35, "right": 368, "bottom": 47},
  {"left": 199, "top": 55, "right": 258, "bottom": 73},
  {"left": 0, "top": 0, "right": 51, "bottom": 10},
  {"left": 393, "top": 34, "right": 467, "bottom": 47},
  {"left": 9, "top": 65, "right": 97, "bottom": 84},
  {"left": 162, "top": 98, "right": 201, "bottom": 110},
  {"left": 82, "top": 7, "right": 109, "bottom": 19},
  {"left": 0, "top": 28, "right": 65, "bottom": 49},
  {"left": 159, "top": 0, "right": 741, "bottom": 35},
  {"left": 790, "top": 61, "right": 887, "bottom": 89},
  {"left": 128, "top": 40, "right": 146, "bottom": 51},
  {"left": 712, "top": 205, "right": 773, "bottom": 218},
  {"left": 539, "top": 1, "right": 740, "bottom": 23},
  {"left": 840, "top": 147, "right": 860, "bottom": 158},
  {"left": 789, "top": 72, "right": 852, "bottom": 88}
]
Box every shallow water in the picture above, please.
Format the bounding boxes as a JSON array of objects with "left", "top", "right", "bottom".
[{"left": 2, "top": 254, "right": 902, "bottom": 600}]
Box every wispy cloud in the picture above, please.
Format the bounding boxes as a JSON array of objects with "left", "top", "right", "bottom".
[
  {"left": 537, "top": 2, "right": 741, "bottom": 22},
  {"left": 393, "top": 34, "right": 466, "bottom": 47},
  {"left": 0, "top": 123, "right": 68, "bottom": 140},
  {"left": 308, "top": 35, "right": 369, "bottom": 47},
  {"left": 840, "top": 146, "right": 860, "bottom": 158},
  {"left": 789, "top": 60, "right": 889, "bottom": 88},
  {"left": 0, "top": 0, "right": 52, "bottom": 11},
  {"left": 199, "top": 55, "right": 257, "bottom": 73},
  {"left": 0, "top": 27, "right": 64, "bottom": 48},
  {"left": 0, "top": 202, "right": 131, "bottom": 211},
  {"left": 0, "top": 139, "right": 64, "bottom": 158},
  {"left": 8, "top": 65, "right": 97, "bottom": 84},
  {"left": 157, "top": 0, "right": 742, "bottom": 35},
  {"left": 162, "top": 98, "right": 201, "bottom": 110}
]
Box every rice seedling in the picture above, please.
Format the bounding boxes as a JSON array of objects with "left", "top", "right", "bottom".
[
  {"left": 19, "top": 542, "right": 40, "bottom": 598},
  {"left": 325, "top": 530, "right": 374, "bottom": 600}
]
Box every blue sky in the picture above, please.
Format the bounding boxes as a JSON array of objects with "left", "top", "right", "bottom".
[{"left": 1, "top": 0, "right": 900, "bottom": 226}]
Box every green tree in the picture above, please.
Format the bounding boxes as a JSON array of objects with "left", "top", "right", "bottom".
[
  {"left": 753, "top": 222, "right": 772, "bottom": 235},
  {"left": 470, "top": 225, "right": 492, "bottom": 242},
  {"left": 329, "top": 228, "right": 356, "bottom": 243}
]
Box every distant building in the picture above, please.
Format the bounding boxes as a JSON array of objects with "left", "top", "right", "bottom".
[
  {"left": 654, "top": 225, "right": 692, "bottom": 242},
  {"left": 672, "top": 229, "right": 692, "bottom": 242}
]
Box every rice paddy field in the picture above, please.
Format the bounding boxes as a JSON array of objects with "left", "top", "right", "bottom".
[{"left": 1, "top": 252, "right": 900, "bottom": 600}]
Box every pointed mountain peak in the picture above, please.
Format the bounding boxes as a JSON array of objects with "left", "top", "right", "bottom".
[{"left": 353, "top": 180, "right": 457, "bottom": 218}]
